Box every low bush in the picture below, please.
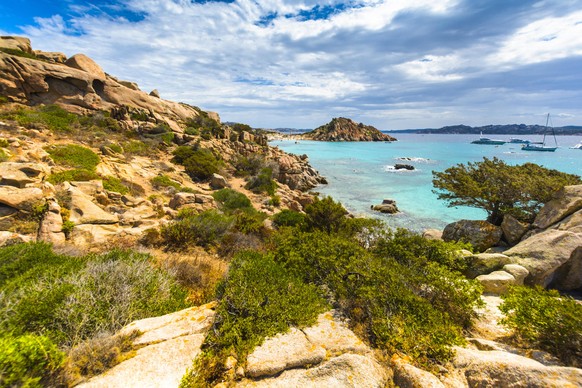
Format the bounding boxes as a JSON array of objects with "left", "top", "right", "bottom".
[
  {"left": 0, "top": 333, "right": 64, "bottom": 388},
  {"left": 0, "top": 243, "right": 189, "bottom": 347},
  {"left": 233, "top": 154, "right": 265, "bottom": 177},
  {"left": 102, "top": 176, "right": 129, "bottom": 194},
  {"left": 500, "top": 286, "right": 582, "bottom": 367},
  {"left": 121, "top": 140, "right": 150, "bottom": 156},
  {"left": 183, "top": 251, "right": 327, "bottom": 386},
  {"left": 64, "top": 331, "right": 139, "bottom": 385},
  {"left": 161, "top": 209, "right": 233, "bottom": 249},
  {"left": 46, "top": 144, "right": 100, "bottom": 171},
  {"left": 150, "top": 174, "right": 194, "bottom": 193},
  {"left": 0, "top": 105, "right": 79, "bottom": 132},
  {"left": 303, "top": 196, "right": 348, "bottom": 234},
  {"left": 0, "top": 47, "right": 38, "bottom": 59},
  {"left": 212, "top": 188, "right": 253, "bottom": 213},
  {"left": 272, "top": 209, "right": 305, "bottom": 228},
  {"left": 245, "top": 167, "right": 277, "bottom": 195},
  {"left": 47, "top": 169, "right": 100, "bottom": 184},
  {"left": 182, "top": 149, "right": 222, "bottom": 181},
  {"left": 0, "top": 148, "right": 8, "bottom": 162}
]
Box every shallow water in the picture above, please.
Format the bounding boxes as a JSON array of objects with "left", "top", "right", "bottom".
[{"left": 271, "top": 134, "right": 582, "bottom": 231}]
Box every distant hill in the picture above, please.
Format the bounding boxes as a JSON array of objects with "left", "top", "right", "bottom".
[
  {"left": 386, "top": 124, "right": 582, "bottom": 135},
  {"left": 303, "top": 117, "right": 396, "bottom": 141}
]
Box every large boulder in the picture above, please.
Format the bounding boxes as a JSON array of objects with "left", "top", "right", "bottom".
[
  {"left": 476, "top": 271, "right": 516, "bottom": 295},
  {"left": 453, "top": 347, "right": 582, "bottom": 387},
  {"left": 442, "top": 220, "right": 502, "bottom": 252},
  {"left": 68, "top": 186, "right": 118, "bottom": 225},
  {"left": 0, "top": 231, "right": 33, "bottom": 247},
  {"left": 0, "top": 162, "right": 49, "bottom": 188},
  {"left": 504, "top": 229, "right": 582, "bottom": 290},
  {"left": 0, "top": 186, "right": 44, "bottom": 211},
  {"left": 464, "top": 253, "right": 512, "bottom": 278},
  {"left": 501, "top": 214, "right": 529, "bottom": 246},
  {"left": 502, "top": 264, "right": 529, "bottom": 285},
  {"left": 0, "top": 36, "right": 32, "bottom": 53},
  {"left": 64, "top": 54, "right": 106, "bottom": 81},
  {"left": 372, "top": 199, "right": 399, "bottom": 214},
  {"left": 210, "top": 173, "right": 229, "bottom": 189},
  {"left": 37, "top": 198, "right": 66, "bottom": 245},
  {"left": 392, "top": 358, "right": 445, "bottom": 388},
  {"left": 533, "top": 185, "right": 582, "bottom": 230},
  {"left": 246, "top": 328, "right": 326, "bottom": 378}
]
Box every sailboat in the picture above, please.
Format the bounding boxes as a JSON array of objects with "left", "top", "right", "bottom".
[{"left": 522, "top": 114, "right": 558, "bottom": 152}]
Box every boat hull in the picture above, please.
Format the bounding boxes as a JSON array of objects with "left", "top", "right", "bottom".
[{"left": 522, "top": 145, "right": 557, "bottom": 152}]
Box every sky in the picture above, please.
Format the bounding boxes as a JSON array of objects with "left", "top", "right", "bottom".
[{"left": 1, "top": 1, "right": 582, "bottom": 130}]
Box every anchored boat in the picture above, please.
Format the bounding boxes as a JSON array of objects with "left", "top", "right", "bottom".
[{"left": 522, "top": 114, "right": 558, "bottom": 152}]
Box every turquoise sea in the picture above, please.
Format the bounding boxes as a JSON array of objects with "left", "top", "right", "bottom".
[{"left": 271, "top": 134, "right": 582, "bottom": 231}]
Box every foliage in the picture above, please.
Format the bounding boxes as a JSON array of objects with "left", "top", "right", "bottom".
[
  {"left": 271, "top": 227, "right": 482, "bottom": 365},
  {"left": 303, "top": 196, "right": 348, "bottom": 234},
  {"left": 185, "top": 112, "right": 221, "bottom": 138},
  {"left": 0, "top": 334, "right": 64, "bottom": 388},
  {"left": 500, "top": 286, "right": 582, "bottom": 367},
  {"left": 151, "top": 174, "right": 194, "bottom": 193},
  {"left": 245, "top": 167, "right": 277, "bottom": 195},
  {"left": 0, "top": 243, "right": 189, "bottom": 348},
  {"left": 212, "top": 188, "right": 253, "bottom": 213},
  {"left": 172, "top": 146, "right": 223, "bottom": 181},
  {"left": 47, "top": 169, "right": 100, "bottom": 184},
  {"left": 184, "top": 251, "right": 327, "bottom": 386},
  {"left": 272, "top": 209, "right": 306, "bottom": 228},
  {"left": 102, "top": 176, "right": 129, "bottom": 194},
  {"left": 65, "top": 331, "right": 139, "bottom": 384},
  {"left": 432, "top": 157, "right": 581, "bottom": 225},
  {"left": 0, "top": 148, "right": 7, "bottom": 162},
  {"left": 0, "top": 105, "right": 79, "bottom": 132},
  {"left": 0, "top": 138, "right": 9, "bottom": 147},
  {"left": 161, "top": 209, "right": 233, "bottom": 249},
  {"left": 0, "top": 47, "right": 38, "bottom": 59},
  {"left": 233, "top": 154, "right": 266, "bottom": 177},
  {"left": 121, "top": 140, "right": 150, "bottom": 156},
  {"left": 46, "top": 144, "right": 100, "bottom": 171}
]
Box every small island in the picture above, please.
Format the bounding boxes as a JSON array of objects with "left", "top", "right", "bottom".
[{"left": 302, "top": 117, "right": 396, "bottom": 142}]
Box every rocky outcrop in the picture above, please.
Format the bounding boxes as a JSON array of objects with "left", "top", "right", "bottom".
[
  {"left": 501, "top": 214, "right": 528, "bottom": 245},
  {"left": 276, "top": 153, "right": 327, "bottom": 191},
  {"left": 79, "top": 303, "right": 216, "bottom": 388},
  {"left": 476, "top": 270, "right": 516, "bottom": 294},
  {"left": 0, "top": 36, "right": 32, "bottom": 53},
  {"left": 0, "top": 162, "right": 49, "bottom": 188},
  {"left": 533, "top": 185, "right": 582, "bottom": 230},
  {"left": 464, "top": 253, "right": 513, "bottom": 278},
  {"left": 37, "top": 198, "right": 66, "bottom": 245},
  {"left": 442, "top": 220, "right": 502, "bottom": 252},
  {"left": 0, "top": 37, "right": 220, "bottom": 132},
  {"left": 0, "top": 186, "right": 44, "bottom": 211},
  {"left": 303, "top": 117, "right": 396, "bottom": 142},
  {"left": 372, "top": 199, "right": 399, "bottom": 214},
  {"left": 238, "top": 310, "right": 387, "bottom": 387},
  {"left": 453, "top": 346, "right": 582, "bottom": 387}
]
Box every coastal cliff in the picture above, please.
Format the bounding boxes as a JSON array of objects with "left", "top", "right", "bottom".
[{"left": 302, "top": 117, "right": 396, "bottom": 141}]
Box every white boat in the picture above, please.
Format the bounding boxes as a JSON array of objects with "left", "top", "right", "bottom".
[
  {"left": 509, "top": 138, "right": 530, "bottom": 144},
  {"left": 522, "top": 114, "right": 558, "bottom": 152},
  {"left": 471, "top": 132, "right": 506, "bottom": 145},
  {"left": 570, "top": 142, "right": 582, "bottom": 149}
]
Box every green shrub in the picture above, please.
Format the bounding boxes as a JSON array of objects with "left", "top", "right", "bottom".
[
  {"left": 500, "top": 286, "right": 582, "bottom": 367},
  {"left": 0, "top": 244, "right": 189, "bottom": 347},
  {"left": 182, "top": 149, "right": 222, "bottom": 181},
  {"left": 272, "top": 227, "right": 481, "bottom": 365},
  {"left": 272, "top": 209, "right": 305, "bottom": 228},
  {"left": 0, "top": 105, "right": 79, "bottom": 132},
  {"left": 245, "top": 167, "right": 277, "bottom": 195},
  {"left": 151, "top": 174, "right": 181, "bottom": 190},
  {"left": 46, "top": 144, "right": 100, "bottom": 171},
  {"left": 233, "top": 154, "right": 266, "bottom": 177},
  {"left": 212, "top": 188, "right": 253, "bottom": 213},
  {"left": 184, "top": 127, "right": 199, "bottom": 136},
  {"left": 171, "top": 146, "right": 197, "bottom": 165},
  {"left": 121, "top": 140, "right": 150, "bottom": 156},
  {"left": 0, "top": 334, "right": 64, "bottom": 388},
  {"left": 304, "top": 196, "right": 348, "bottom": 234},
  {"left": 233, "top": 210, "right": 267, "bottom": 235},
  {"left": 184, "top": 251, "right": 327, "bottom": 386},
  {"left": 47, "top": 169, "right": 100, "bottom": 184},
  {"left": 269, "top": 195, "right": 281, "bottom": 207},
  {"left": 0, "top": 138, "right": 9, "bottom": 147},
  {"left": 102, "top": 176, "right": 129, "bottom": 194},
  {"left": 161, "top": 209, "right": 233, "bottom": 249},
  {"left": 0, "top": 47, "right": 38, "bottom": 60},
  {"left": 107, "top": 143, "right": 123, "bottom": 154},
  {"left": 0, "top": 148, "right": 8, "bottom": 162}
]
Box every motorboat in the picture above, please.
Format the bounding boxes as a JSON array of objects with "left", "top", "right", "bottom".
[{"left": 471, "top": 132, "right": 506, "bottom": 145}]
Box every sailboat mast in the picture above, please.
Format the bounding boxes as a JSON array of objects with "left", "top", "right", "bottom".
[{"left": 543, "top": 113, "right": 549, "bottom": 145}]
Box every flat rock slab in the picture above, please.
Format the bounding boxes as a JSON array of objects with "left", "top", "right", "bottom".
[
  {"left": 246, "top": 328, "right": 326, "bottom": 378},
  {"left": 392, "top": 359, "right": 445, "bottom": 388},
  {"left": 121, "top": 303, "right": 216, "bottom": 346},
  {"left": 239, "top": 353, "right": 387, "bottom": 388},
  {"left": 79, "top": 333, "right": 205, "bottom": 388},
  {"left": 302, "top": 311, "right": 369, "bottom": 357},
  {"left": 476, "top": 270, "right": 516, "bottom": 295},
  {"left": 454, "top": 346, "right": 582, "bottom": 388}
]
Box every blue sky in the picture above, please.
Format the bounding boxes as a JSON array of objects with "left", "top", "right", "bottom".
[{"left": 2, "top": 0, "right": 582, "bottom": 129}]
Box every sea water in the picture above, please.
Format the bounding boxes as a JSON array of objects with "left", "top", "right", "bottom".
[{"left": 271, "top": 134, "right": 582, "bottom": 231}]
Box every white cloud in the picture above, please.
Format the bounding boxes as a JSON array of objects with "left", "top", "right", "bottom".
[{"left": 6, "top": 0, "right": 582, "bottom": 129}]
